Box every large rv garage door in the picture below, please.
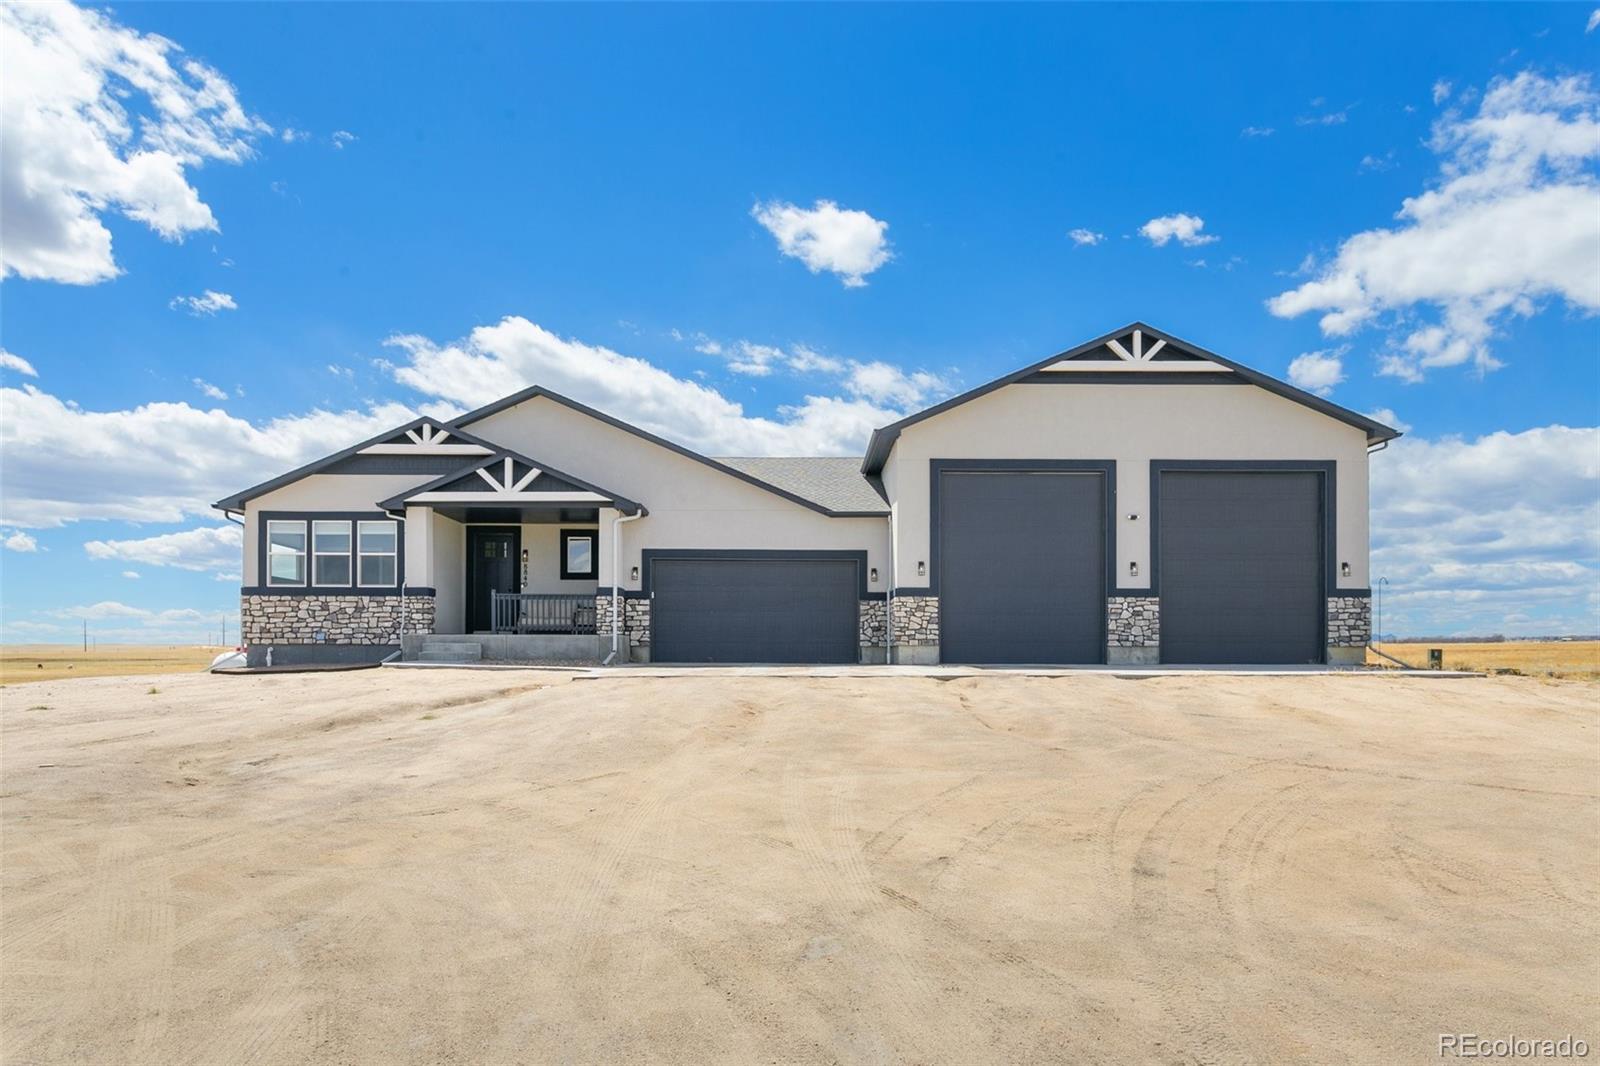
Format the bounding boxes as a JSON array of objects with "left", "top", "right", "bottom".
[
  {"left": 649, "top": 554, "right": 860, "bottom": 663},
  {"left": 938, "top": 469, "right": 1106, "bottom": 664},
  {"left": 1157, "top": 470, "right": 1324, "bottom": 664}
]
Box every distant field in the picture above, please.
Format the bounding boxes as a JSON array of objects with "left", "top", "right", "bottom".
[
  {"left": 0, "top": 645, "right": 226, "bottom": 686},
  {"left": 1369, "top": 640, "right": 1600, "bottom": 679}
]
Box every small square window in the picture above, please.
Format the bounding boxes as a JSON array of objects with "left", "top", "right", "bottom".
[{"left": 560, "top": 529, "right": 595, "bottom": 579}]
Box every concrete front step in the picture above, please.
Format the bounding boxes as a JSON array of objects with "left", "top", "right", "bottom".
[{"left": 416, "top": 641, "right": 482, "bottom": 663}]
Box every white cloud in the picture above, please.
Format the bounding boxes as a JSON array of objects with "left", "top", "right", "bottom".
[
  {"left": 1296, "top": 106, "right": 1350, "bottom": 127},
  {"left": 1432, "top": 79, "right": 1454, "bottom": 105},
  {"left": 787, "top": 344, "right": 846, "bottom": 375},
  {"left": 0, "top": 2, "right": 267, "bottom": 285},
  {"left": 1286, "top": 349, "right": 1347, "bottom": 395},
  {"left": 1364, "top": 407, "right": 1412, "bottom": 434},
  {"left": 170, "top": 290, "right": 236, "bottom": 316},
  {"left": 1240, "top": 126, "right": 1276, "bottom": 138},
  {"left": 1067, "top": 228, "right": 1104, "bottom": 246},
  {"left": 0, "top": 349, "right": 38, "bottom": 377},
  {"left": 679, "top": 331, "right": 945, "bottom": 405},
  {"left": 327, "top": 363, "right": 353, "bottom": 379},
  {"left": 1359, "top": 152, "right": 1397, "bottom": 173},
  {"left": 728, "top": 342, "right": 784, "bottom": 377},
  {"left": 4, "top": 530, "right": 40, "bottom": 552},
  {"left": 280, "top": 127, "right": 309, "bottom": 144},
  {"left": 85, "top": 524, "right": 242, "bottom": 574},
  {"left": 386, "top": 317, "right": 928, "bottom": 457},
  {"left": 193, "top": 378, "right": 227, "bottom": 401},
  {"left": 1268, "top": 72, "right": 1600, "bottom": 381},
  {"left": 0, "top": 384, "right": 442, "bottom": 527},
  {"left": 1587, "top": 9, "right": 1599, "bottom": 32},
  {"left": 844, "top": 362, "right": 948, "bottom": 408},
  {"left": 122, "top": 570, "right": 140, "bottom": 579},
  {"left": 331, "top": 130, "right": 356, "bottom": 149},
  {"left": 750, "top": 199, "right": 892, "bottom": 287},
  {"left": 1139, "top": 213, "right": 1219, "bottom": 247},
  {"left": 1371, "top": 425, "right": 1600, "bottom": 635}
]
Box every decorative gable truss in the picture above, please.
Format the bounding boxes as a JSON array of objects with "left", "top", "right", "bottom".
[
  {"left": 378, "top": 451, "right": 644, "bottom": 514},
  {"left": 1034, "top": 327, "right": 1234, "bottom": 374},
  {"left": 357, "top": 421, "right": 494, "bottom": 456}
]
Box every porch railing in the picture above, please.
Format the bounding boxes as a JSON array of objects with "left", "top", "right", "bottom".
[{"left": 491, "top": 591, "right": 596, "bottom": 635}]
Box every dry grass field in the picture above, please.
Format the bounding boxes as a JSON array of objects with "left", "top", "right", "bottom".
[
  {"left": 1370, "top": 639, "right": 1600, "bottom": 679},
  {"left": 0, "top": 644, "right": 226, "bottom": 686},
  {"left": 2, "top": 668, "right": 1595, "bottom": 1064}
]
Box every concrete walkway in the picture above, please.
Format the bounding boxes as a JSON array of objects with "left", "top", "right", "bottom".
[{"left": 380, "top": 661, "right": 1481, "bottom": 679}]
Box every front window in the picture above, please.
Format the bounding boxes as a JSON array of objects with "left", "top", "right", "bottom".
[
  {"left": 312, "top": 520, "right": 352, "bottom": 585},
  {"left": 266, "top": 520, "right": 306, "bottom": 586},
  {"left": 358, "top": 520, "right": 398, "bottom": 586},
  {"left": 560, "top": 529, "right": 595, "bottom": 579}
]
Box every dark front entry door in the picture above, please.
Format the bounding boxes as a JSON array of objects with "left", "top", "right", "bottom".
[{"left": 466, "top": 527, "right": 520, "bottom": 633}]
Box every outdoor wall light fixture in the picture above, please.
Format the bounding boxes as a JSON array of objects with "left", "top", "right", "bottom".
[
  {"left": 1341, "top": 562, "right": 1351, "bottom": 577},
  {"left": 521, "top": 549, "right": 529, "bottom": 565},
  {"left": 869, "top": 567, "right": 879, "bottom": 583},
  {"left": 1129, "top": 561, "right": 1139, "bottom": 577},
  {"left": 1127, "top": 513, "right": 1139, "bottom": 521},
  {"left": 916, "top": 560, "right": 927, "bottom": 577},
  {"left": 630, "top": 565, "right": 640, "bottom": 582}
]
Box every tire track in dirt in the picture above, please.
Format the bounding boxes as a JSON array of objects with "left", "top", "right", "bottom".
[
  {"left": 781, "top": 764, "right": 969, "bottom": 1063},
  {"left": 1120, "top": 760, "right": 1299, "bottom": 1066}
]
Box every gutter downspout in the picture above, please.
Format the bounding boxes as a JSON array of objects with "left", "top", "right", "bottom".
[
  {"left": 604, "top": 509, "right": 644, "bottom": 665},
  {"left": 884, "top": 511, "right": 895, "bottom": 665}
]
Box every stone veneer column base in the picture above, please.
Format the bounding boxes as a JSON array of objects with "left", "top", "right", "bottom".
[
  {"left": 889, "top": 595, "right": 940, "bottom": 665},
  {"left": 1327, "top": 596, "right": 1371, "bottom": 648},
  {"left": 595, "top": 594, "right": 651, "bottom": 661},
  {"left": 1107, "top": 596, "right": 1160, "bottom": 664}
]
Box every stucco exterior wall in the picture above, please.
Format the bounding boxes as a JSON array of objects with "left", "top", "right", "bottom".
[
  {"left": 465, "top": 397, "right": 891, "bottom": 596},
  {"left": 885, "top": 382, "right": 1372, "bottom": 591},
  {"left": 430, "top": 511, "right": 465, "bottom": 634},
  {"left": 517, "top": 522, "right": 601, "bottom": 595}
]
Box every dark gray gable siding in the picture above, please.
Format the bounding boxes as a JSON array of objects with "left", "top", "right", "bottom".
[
  {"left": 375, "top": 448, "right": 645, "bottom": 515},
  {"left": 213, "top": 417, "right": 504, "bottom": 511},
  {"left": 860, "top": 322, "right": 1403, "bottom": 474}
]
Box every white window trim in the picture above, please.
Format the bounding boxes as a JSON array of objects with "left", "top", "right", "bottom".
[
  {"left": 356, "top": 519, "right": 399, "bottom": 589},
  {"left": 266, "top": 519, "right": 308, "bottom": 588},
  {"left": 311, "top": 520, "right": 353, "bottom": 588}
]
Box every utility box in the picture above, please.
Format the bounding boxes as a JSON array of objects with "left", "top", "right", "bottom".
[{"left": 1428, "top": 648, "right": 1443, "bottom": 670}]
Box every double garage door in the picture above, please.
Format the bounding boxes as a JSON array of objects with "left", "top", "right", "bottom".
[
  {"left": 938, "top": 467, "right": 1325, "bottom": 664},
  {"left": 650, "top": 554, "right": 860, "bottom": 664}
]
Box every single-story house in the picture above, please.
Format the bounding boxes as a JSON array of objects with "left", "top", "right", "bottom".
[{"left": 215, "top": 322, "right": 1398, "bottom": 667}]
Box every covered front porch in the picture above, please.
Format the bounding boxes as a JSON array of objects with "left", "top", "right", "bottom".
[{"left": 382, "top": 450, "right": 644, "bottom": 661}]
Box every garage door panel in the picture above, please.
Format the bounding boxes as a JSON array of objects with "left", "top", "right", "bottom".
[
  {"left": 939, "top": 470, "right": 1104, "bottom": 664},
  {"left": 1158, "top": 471, "right": 1323, "bottom": 664},
  {"left": 651, "top": 557, "right": 859, "bottom": 663}
]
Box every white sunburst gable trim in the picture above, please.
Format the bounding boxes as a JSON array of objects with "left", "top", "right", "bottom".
[
  {"left": 358, "top": 421, "right": 494, "bottom": 456},
  {"left": 1038, "top": 328, "right": 1233, "bottom": 373}
]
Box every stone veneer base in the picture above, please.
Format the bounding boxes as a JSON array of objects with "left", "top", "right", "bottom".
[{"left": 242, "top": 593, "right": 434, "bottom": 647}]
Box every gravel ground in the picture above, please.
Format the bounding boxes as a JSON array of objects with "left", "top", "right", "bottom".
[{"left": 2, "top": 669, "right": 1595, "bottom": 1064}]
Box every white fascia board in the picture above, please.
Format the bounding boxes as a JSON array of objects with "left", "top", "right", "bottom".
[
  {"left": 1034, "top": 360, "right": 1234, "bottom": 373},
  {"left": 357, "top": 444, "right": 495, "bottom": 455},
  {"left": 405, "top": 491, "right": 611, "bottom": 504}
]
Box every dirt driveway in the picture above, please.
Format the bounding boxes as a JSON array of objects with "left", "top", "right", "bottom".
[{"left": 2, "top": 669, "right": 1595, "bottom": 1064}]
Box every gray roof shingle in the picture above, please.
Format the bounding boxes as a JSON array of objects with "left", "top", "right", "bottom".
[{"left": 713, "top": 456, "right": 888, "bottom": 515}]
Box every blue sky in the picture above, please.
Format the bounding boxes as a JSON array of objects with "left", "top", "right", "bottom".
[{"left": 1, "top": 2, "right": 1597, "bottom": 642}]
